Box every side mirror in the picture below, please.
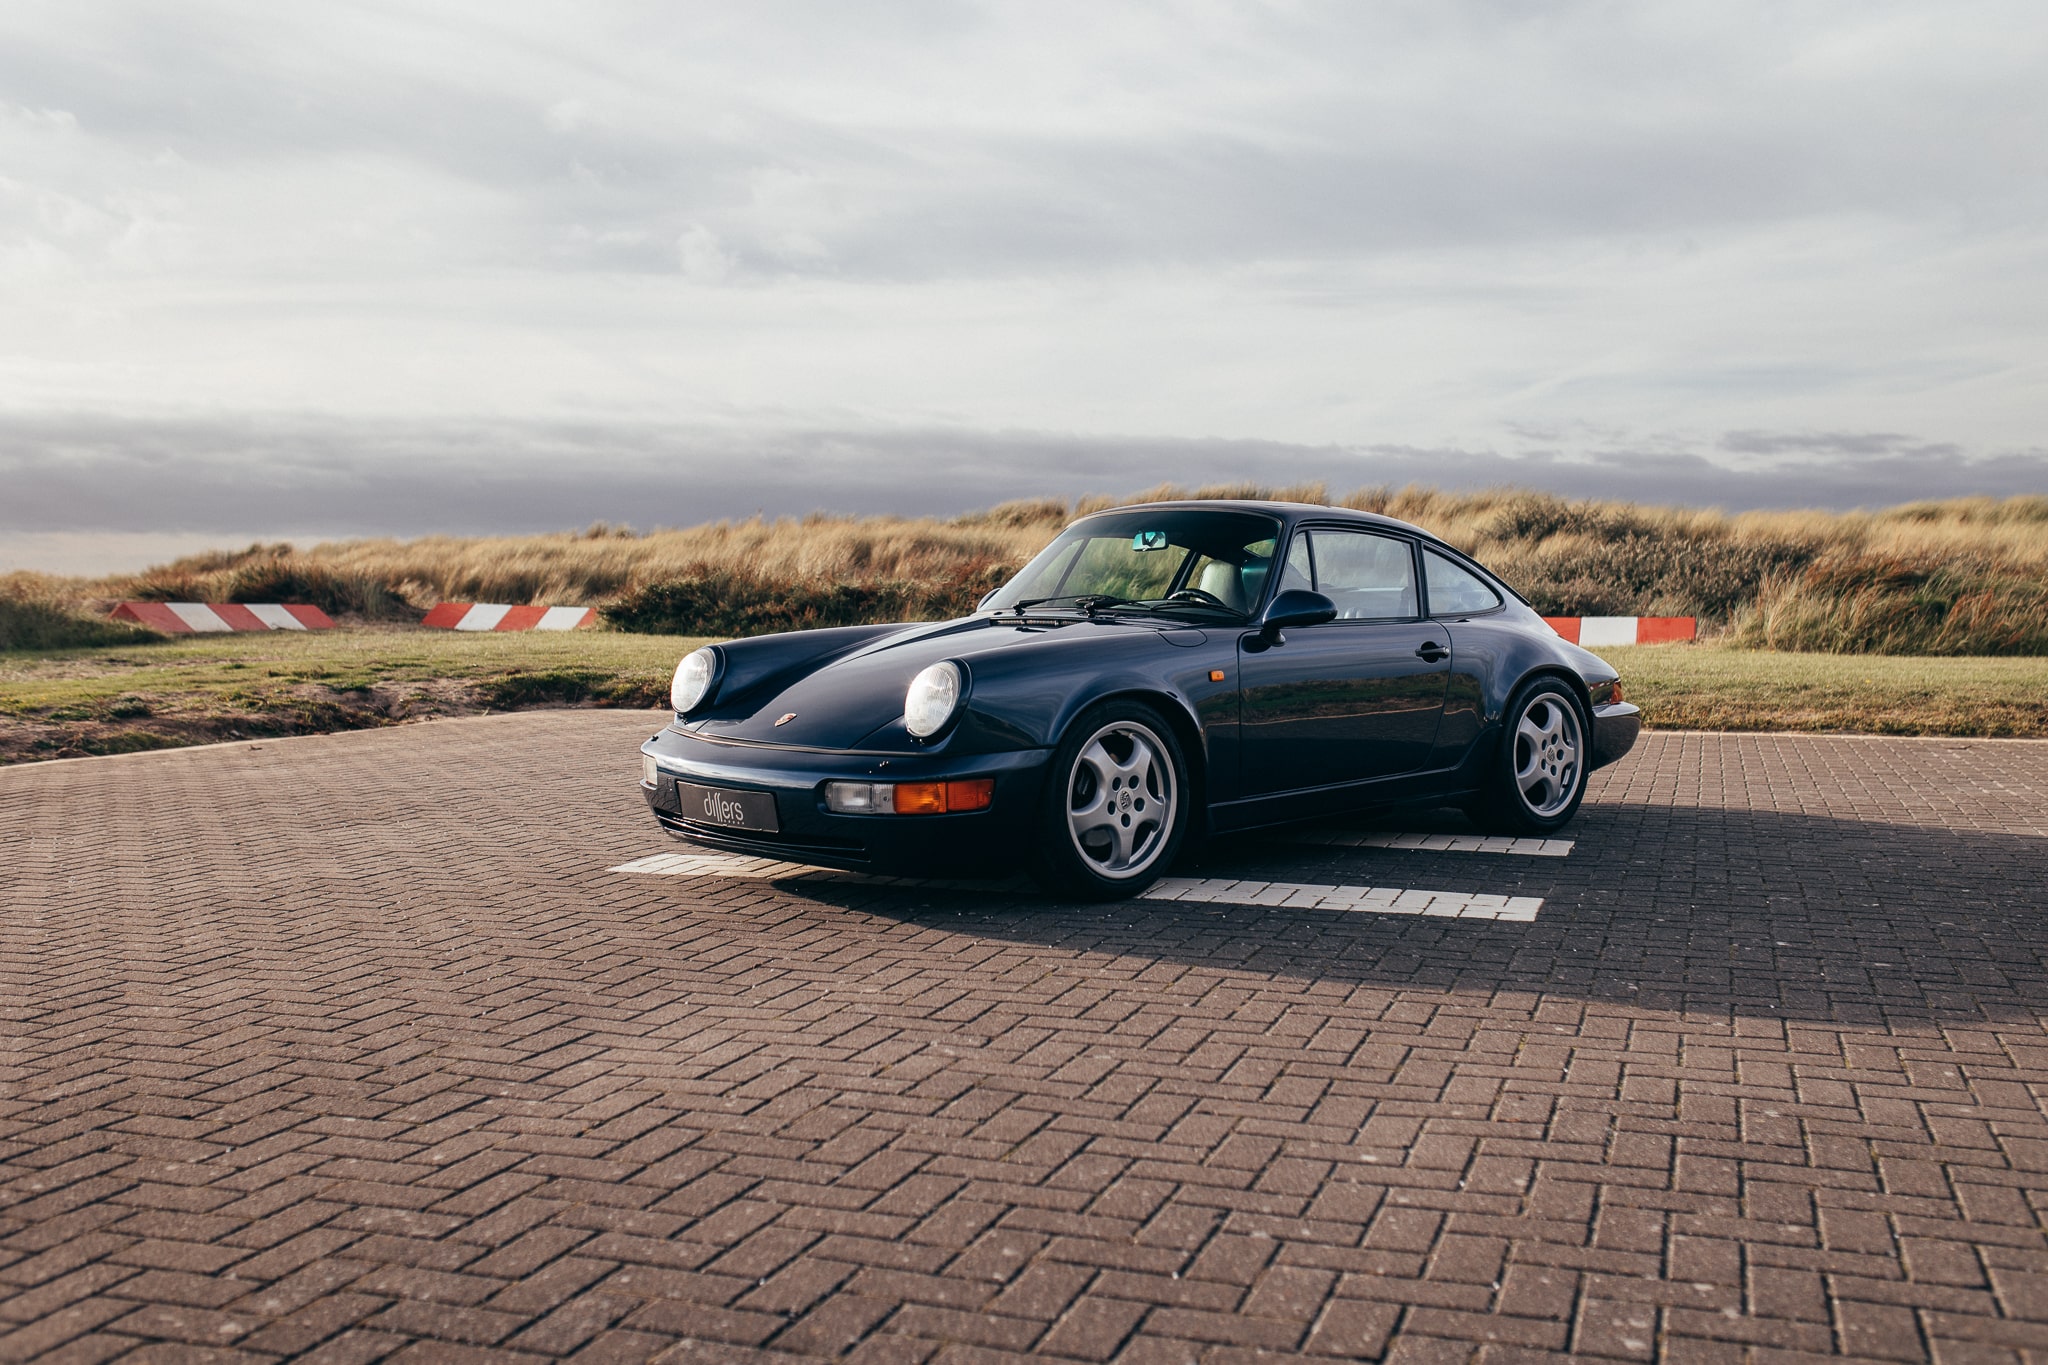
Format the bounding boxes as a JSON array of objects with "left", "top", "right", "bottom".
[{"left": 1256, "top": 589, "right": 1336, "bottom": 645}]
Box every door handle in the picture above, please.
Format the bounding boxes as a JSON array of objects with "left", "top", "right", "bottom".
[{"left": 1415, "top": 641, "right": 1449, "bottom": 663}]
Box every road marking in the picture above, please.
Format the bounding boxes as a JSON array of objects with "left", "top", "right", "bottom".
[
  {"left": 610, "top": 854, "right": 1542, "bottom": 921},
  {"left": 1140, "top": 877, "right": 1539, "bottom": 920},
  {"left": 1290, "top": 829, "right": 1573, "bottom": 857}
]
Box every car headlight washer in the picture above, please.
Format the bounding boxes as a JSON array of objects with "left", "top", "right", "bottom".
[
  {"left": 671, "top": 646, "right": 721, "bottom": 715},
  {"left": 904, "top": 660, "right": 965, "bottom": 739}
]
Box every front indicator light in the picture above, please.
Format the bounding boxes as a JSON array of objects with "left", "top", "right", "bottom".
[
  {"left": 824, "top": 778, "right": 995, "bottom": 814},
  {"left": 944, "top": 779, "right": 995, "bottom": 812},
  {"left": 893, "top": 782, "right": 949, "bottom": 814},
  {"left": 641, "top": 754, "right": 658, "bottom": 787}
]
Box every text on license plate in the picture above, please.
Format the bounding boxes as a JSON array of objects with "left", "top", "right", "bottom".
[{"left": 674, "top": 781, "right": 780, "bottom": 833}]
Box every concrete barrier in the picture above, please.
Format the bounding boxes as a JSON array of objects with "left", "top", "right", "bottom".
[
  {"left": 110, "top": 603, "right": 336, "bottom": 633},
  {"left": 1542, "top": 616, "right": 1696, "bottom": 646},
  {"left": 420, "top": 603, "right": 597, "bottom": 631}
]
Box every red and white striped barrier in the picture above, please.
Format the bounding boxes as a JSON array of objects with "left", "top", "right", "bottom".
[
  {"left": 420, "top": 603, "right": 597, "bottom": 631},
  {"left": 110, "top": 602, "right": 336, "bottom": 633},
  {"left": 1544, "top": 616, "right": 1696, "bottom": 646}
]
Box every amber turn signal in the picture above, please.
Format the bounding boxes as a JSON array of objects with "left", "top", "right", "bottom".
[
  {"left": 944, "top": 778, "right": 995, "bottom": 812},
  {"left": 1209, "top": 669, "right": 1226, "bottom": 682},
  {"left": 892, "top": 782, "right": 948, "bottom": 814},
  {"left": 890, "top": 780, "right": 995, "bottom": 814}
]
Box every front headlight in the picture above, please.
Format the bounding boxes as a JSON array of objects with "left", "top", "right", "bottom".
[
  {"left": 671, "top": 647, "right": 718, "bottom": 714},
  {"left": 903, "top": 660, "right": 964, "bottom": 739}
]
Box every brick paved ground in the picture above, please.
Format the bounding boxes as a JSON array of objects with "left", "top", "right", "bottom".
[{"left": 3, "top": 713, "right": 2047, "bottom": 1363}]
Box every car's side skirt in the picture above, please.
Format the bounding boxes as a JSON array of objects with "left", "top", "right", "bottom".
[{"left": 1204, "top": 748, "right": 1490, "bottom": 835}]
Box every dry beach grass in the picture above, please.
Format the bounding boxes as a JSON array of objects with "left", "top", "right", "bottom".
[{"left": 15, "top": 485, "right": 2048, "bottom": 654}]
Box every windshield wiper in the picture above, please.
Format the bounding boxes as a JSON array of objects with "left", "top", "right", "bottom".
[{"left": 1003, "top": 593, "right": 1131, "bottom": 616}]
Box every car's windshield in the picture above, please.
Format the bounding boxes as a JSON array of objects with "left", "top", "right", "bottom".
[{"left": 983, "top": 509, "right": 1284, "bottom": 617}]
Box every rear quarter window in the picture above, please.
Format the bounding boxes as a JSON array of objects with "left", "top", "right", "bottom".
[{"left": 1424, "top": 548, "right": 1503, "bottom": 616}]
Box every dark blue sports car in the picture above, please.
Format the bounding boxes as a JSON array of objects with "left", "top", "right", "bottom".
[{"left": 638, "top": 500, "right": 1640, "bottom": 898}]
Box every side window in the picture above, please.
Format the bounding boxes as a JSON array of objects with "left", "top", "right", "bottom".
[
  {"left": 1424, "top": 549, "right": 1503, "bottom": 617},
  {"left": 1306, "top": 530, "right": 1418, "bottom": 620}
]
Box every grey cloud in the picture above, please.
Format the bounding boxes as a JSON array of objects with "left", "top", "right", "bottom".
[
  {"left": 1718, "top": 431, "right": 1964, "bottom": 460},
  {"left": 3, "top": 414, "right": 2040, "bottom": 544}
]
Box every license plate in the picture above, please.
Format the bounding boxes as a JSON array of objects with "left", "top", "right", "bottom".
[{"left": 674, "top": 780, "right": 780, "bottom": 833}]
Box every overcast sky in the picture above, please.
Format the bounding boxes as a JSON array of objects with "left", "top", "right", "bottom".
[{"left": 4, "top": 2, "right": 2045, "bottom": 570}]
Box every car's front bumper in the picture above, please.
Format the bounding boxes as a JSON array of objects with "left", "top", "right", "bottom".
[
  {"left": 638, "top": 725, "right": 1051, "bottom": 876},
  {"left": 1590, "top": 701, "right": 1641, "bottom": 770}
]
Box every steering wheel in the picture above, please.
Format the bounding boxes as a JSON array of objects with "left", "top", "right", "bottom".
[{"left": 1167, "top": 587, "right": 1231, "bottom": 609}]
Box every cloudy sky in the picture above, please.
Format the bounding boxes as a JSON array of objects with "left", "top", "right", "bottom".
[{"left": 3, "top": 1, "right": 2045, "bottom": 570}]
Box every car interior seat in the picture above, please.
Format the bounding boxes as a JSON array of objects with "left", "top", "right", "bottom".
[{"left": 1197, "top": 560, "right": 1249, "bottom": 613}]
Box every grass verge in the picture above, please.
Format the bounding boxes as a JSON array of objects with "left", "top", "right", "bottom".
[
  {"left": 1605, "top": 645, "right": 2048, "bottom": 738},
  {"left": 0, "top": 628, "right": 704, "bottom": 764},
  {"left": 4, "top": 629, "right": 2045, "bottom": 766}
]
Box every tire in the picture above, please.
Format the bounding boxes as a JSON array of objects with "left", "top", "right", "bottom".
[
  {"left": 1469, "top": 678, "right": 1589, "bottom": 835},
  {"left": 1029, "top": 700, "right": 1191, "bottom": 900}
]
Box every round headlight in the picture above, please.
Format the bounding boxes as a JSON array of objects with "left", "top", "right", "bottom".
[
  {"left": 670, "top": 647, "right": 718, "bottom": 714},
  {"left": 904, "top": 661, "right": 963, "bottom": 739}
]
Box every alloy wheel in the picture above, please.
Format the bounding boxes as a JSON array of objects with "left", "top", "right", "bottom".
[
  {"left": 1513, "top": 694, "right": 1583, "bottom": 818},
  {"left": 1064, "top": 719, "right": 1177, "bottom": 880}
]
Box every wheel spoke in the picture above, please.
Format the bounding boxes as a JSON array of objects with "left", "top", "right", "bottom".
[{"left": 1077, "top": 740, "right": 1118, "bottom": 791}]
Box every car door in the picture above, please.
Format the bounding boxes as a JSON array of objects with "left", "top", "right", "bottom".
[{"left": 1237, "top": 526, "right": 1452, "bottom": 796}]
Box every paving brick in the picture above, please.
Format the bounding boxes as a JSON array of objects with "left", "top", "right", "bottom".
[{"left": 5, "top": 720, "right": 2048, "bottom": 1361}]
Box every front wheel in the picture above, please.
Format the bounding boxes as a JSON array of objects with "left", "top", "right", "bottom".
[
  {"left": 1469, "top": 679, "right": 1589, "bottom": 835},
  {"left": 1030, "top": 701, "right": 1191, "bottom": 900}
]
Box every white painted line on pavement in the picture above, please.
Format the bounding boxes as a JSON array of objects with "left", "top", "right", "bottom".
[
  {"left": 1290, "top": 829, "right": 1573, "bottom": 857},
  {"left": 610, "top": 854, "right": 1542, "bottom": 921},
  {"left": 1139, "top": 876, "right": 1540, "bottom": 921}
]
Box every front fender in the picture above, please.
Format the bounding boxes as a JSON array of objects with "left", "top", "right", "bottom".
[{"left": 939, "top": 627, "right": 1238, "bottom": 792}]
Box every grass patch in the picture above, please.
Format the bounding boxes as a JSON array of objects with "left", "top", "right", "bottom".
[
  {"left": 0, "top": 627, "right": 703, "bottom": 764},
  {"left": 4, "top": 626, "right": 2043, "bottom": 765},
  {"left": 1605, "top": 645, "right": 2048, "bottom": 737}
]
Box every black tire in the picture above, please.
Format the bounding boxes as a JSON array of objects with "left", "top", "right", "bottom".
[
  {"left": 1469, "top": 678, "right": 1589, "bottom": 836},
  {"left": 1029, "top": 700, "right": 1191, "bottom": 900}
]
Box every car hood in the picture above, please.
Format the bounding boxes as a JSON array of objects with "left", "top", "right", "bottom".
[{"left": 689, "top": 614, "right": 1200, "bottom": 750}]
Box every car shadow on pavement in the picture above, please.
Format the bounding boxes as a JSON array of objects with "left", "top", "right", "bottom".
[{"left": 776, "top": 803, "right": 2048, "bottom": 1028}]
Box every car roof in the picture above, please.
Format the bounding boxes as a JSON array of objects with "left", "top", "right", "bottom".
[{"left": 1072, "top": 499, "right": 1438, "bottom": 544}]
